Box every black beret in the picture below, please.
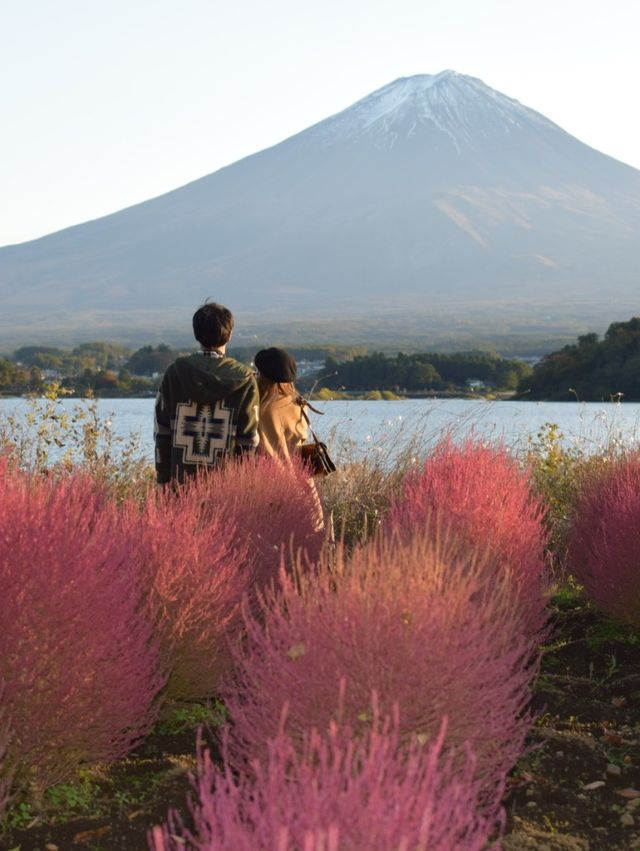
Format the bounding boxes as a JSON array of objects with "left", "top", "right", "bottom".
[{"left": 254, "top": 347, "right": 297, "bottom": 383}]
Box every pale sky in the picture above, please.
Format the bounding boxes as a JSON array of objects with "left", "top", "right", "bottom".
[{"left": 1, "top": 0, "right": 639, "bottom": 247}]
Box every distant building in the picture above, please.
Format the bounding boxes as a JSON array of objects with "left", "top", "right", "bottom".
[
  {"left": 296, "top": 360, "right": 324, "bottom": 377},
  {"left": 41, "top": 368, "right": 63, "bottom": 381}
]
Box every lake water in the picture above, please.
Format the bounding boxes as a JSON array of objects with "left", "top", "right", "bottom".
[{"left": 2, "top": 397, "right": 640, "bottom": 465}]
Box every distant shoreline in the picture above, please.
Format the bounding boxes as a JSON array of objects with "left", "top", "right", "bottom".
[{"left": 0, "top": 390, "right": 521, "bottom": 403}]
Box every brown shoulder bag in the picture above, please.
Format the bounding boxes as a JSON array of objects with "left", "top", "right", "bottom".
[{"left": 297, "top": 400, "right": 336, "bottom": 476}]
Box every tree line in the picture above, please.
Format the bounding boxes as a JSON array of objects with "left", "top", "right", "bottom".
[
  {"left": 320, "top": 351, "right": 532, "bottom": 393},
  {"left": 1, "top": 341, "right": 536, "bottom": 397},
  {"left": 0, "top": 343, "right": 187, "bottom": 396},
  {"left": 517, "top": 317, "right": 640, "bottom": 401}
]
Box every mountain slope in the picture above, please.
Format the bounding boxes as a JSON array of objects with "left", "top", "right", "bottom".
[{"left": 1, "top": 70, "right": 639, "bottom": 340}]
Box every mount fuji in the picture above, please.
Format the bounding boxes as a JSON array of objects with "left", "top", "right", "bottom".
[{"left": 2, "top": 70, "right": 640, "bottom": 343}]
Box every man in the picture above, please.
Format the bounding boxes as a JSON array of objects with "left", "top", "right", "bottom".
[{"left": 154, "top": 301, "right": 259, "bottom": 484}]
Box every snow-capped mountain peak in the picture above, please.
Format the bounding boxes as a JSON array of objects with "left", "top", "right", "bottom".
[
  {"left": 307, "top": 71, "right": 556, "bottom": 151},
  {"left": 3, "top": 68, "right": 640, "bottom": 347}
]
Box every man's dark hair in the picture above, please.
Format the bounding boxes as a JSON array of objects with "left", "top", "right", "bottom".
[{"left": 192, "top": 301, "right": 234, "bottom": 349}]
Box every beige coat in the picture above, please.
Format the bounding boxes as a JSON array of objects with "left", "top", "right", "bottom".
[
  {"left": 258, "top": 394, "right": 325, "bottom": 533},
  {"left": 258, "top": 395, "right": 308, "bottom": 462}
]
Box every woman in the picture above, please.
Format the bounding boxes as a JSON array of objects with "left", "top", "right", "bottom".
[
  {"left": 254, "top": 347, "right": 326, "bottom": 534},
  {"left": 253, "top": 347, "right": 308, "bottom": 462}
]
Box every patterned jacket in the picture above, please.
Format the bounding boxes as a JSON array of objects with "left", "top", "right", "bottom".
[{"left": 154, "top": 352, "right": 259, "bottom": 483}]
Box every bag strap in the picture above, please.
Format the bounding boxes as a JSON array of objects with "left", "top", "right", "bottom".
[
  {"left": 296, "top": 396, "right": 324, "bottom": 416},
  {"left": 297, "top": 397, "right": 323, "bottom": 445}
]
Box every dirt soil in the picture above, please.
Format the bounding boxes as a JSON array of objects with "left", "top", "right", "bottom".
[
  {"left": 2, "top": 594, "right": 640, "bottom": 851},
  {"left": 504, "top": 595, "right": 640, "bottom": 850}
]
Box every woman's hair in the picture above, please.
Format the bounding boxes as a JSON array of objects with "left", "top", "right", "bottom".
[{"left": 257, "top": 375, "right": 298, "bottom": 407}]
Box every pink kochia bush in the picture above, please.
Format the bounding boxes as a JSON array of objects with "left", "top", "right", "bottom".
[
  {"left": 190, "top": 456, "right": 324, "bottom": 590},
  {"left": 140, "top": 481, "right": 253, "bottom": 700},
  {"left": 137, "top": 456, "right": 324, "bottom": 701},
  {"left": 226, "top": 531, "right": 540, "bottom": 792},
  {"left": 0, "top": 463, "right": 164, "bottom": 796},
  {"left": 386, "top": 437, "right": 549, "bottom": 636},
  {"left": 150, "top": 716, "right": 503, "bottom": 851},
  {"left": 0, "top": 688, "right": 12, "bottom": 820},
  {"left": 567, "top": 455, "right": 640, "bottom": 626}
]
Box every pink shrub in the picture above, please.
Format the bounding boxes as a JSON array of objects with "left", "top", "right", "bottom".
[
  {"left": 567, "top": 455, "right": 640, "bottom": 625},
  {"left": 139, "top": 483, "right": 253, "bottom": 700},
  {"left": 0, "top": 688, "right": 12, "bottom": 820},
  {"left": 177, "top": 456, "right": 325, "bottom": 591},
  {"left": 150, "top": 716, "right": 503, "bottom": 851},
  {"left": 386, "top": 437, "right": 549, "bottom": 636},
  {"left": 225, "top": 531, "right": 539, "bottom": 792},
  {"left": 134, "top": 456, "right": 323, "bottom": 701},
  {"left": 0, "top": 463, "right": 164, "bottom": 796}
]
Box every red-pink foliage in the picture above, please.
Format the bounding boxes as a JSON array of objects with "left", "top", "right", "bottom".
[
  {"left": 0, "top": 462, "right": 164, "bottom": 795},
  {"left": 139, "top": 482, "right": 253, "bottom": 700},
  {"left": 567, "top": 455, "right": 640, "bottom": 625},
  {"left": 0, "top": 687, "right": 12, "bottom": 820},
  {"left": 135, "top": 457, "right": 323, "bottom": 700},
  {"left": 150, "top": 715, "right": 503, "bottom": 851},
  {"left": 225, "top": 531, "right": 539, "bottom": 791},
  {"left": 386, "top": 437, "right": 549, "bottom": 636},
  {"left": 177, "top": 457, "right": 324, "bottom": 591}
]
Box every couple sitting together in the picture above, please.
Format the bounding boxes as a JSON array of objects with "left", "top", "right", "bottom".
[{"left": 154, "top": 299, "right": 321, "bottom": 486}]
